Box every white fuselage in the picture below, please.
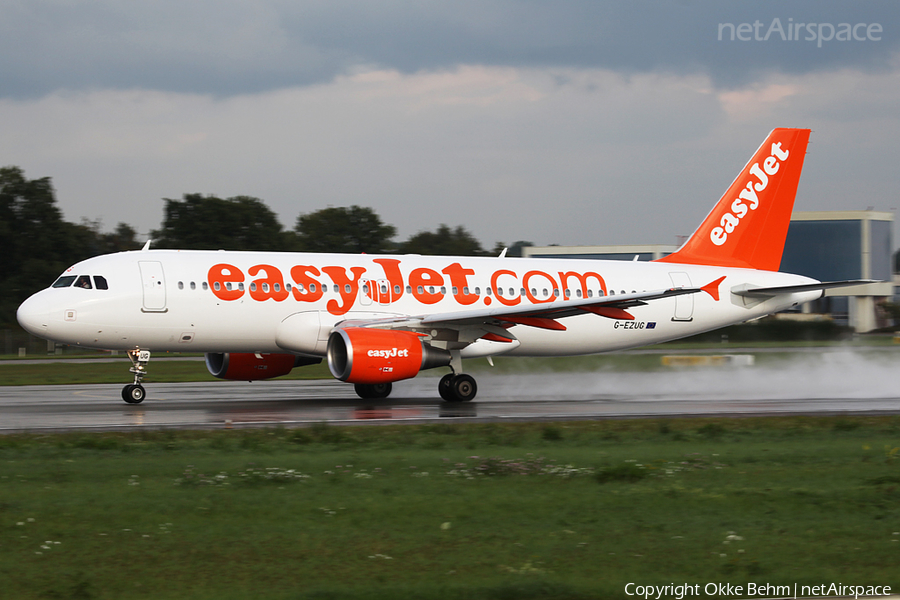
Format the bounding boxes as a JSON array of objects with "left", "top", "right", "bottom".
[{"left": 16, "top": 249, "right": 820, "bottom": 357}]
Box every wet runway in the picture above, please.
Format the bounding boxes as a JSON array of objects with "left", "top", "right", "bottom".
[{"left": 2, "top": 349, "right": 899, "bottom": 432}]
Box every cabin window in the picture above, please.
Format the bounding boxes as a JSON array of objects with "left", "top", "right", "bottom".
[
  {"left": 417, "top": 285, "right": 424, "bottom": 294},
  {"left": 52, "top": 276, "right": 77, "bottom": 288},
  {"left": 333, "top": 285, "right": 339, "bottom": 293},
  {"left": 74, "top": 275, "right": 92, "bottom": 289},
  {"left": 203, "top": 282, "right": 209, "bottom": 291},
  {"left": 249, "top": 283, "right": 258, "bottom": 292},
  {"left": 497, "top": 287, "right": 503, "bottom": 296},
  {"left": 225, "top": 282, "right": 232, "bottom": 291},
  {"left": 406, "top": 285, "right": 412, "bottom": 293},
  {"left": 486, "top": 287, "right": 492, "bottom": 296},
  {"left": 262, "top": 283, "right": 270, "bottom": 293},
  {"left": 190, "top": 282, "right": 196, "bottom": 290},
  {"left": 362, "top": 284, "right": 370, "bottom": 294},
  {"left": 553, "top": 288, "right": 559, "bottom": 297},
  {"left": 394, "top": 285, "right": 401, "bottom": 294},
  {"left": 345, "top": 284, "right": 352, "bottom": 294},
  {"left": 214, "top": 282, "right": 221, "bottom": 291},
  {"left": 93, "top": 276, "right": 109, "bottom": 290},
  {"left": 274, "top": 283, "right": 281, "bottom": 292},
  {"left": 520, "top": 288, "right": 525, "bottom": 297},
  {"left": 474, "top": 287, "right": 481, "bottom": 295},
  {"left": 565, "top": 289, "right": 571, "bottom": 298},
  {"left": 440, "top": 287, "right": 447, "bottom": 295},
  {"left": 576, "top": 289, "right": 582, "bottom": 298},
  {"left": 309, "top": 283, "right": 317, "bottom": 293},
  {"left": 178, "top": 282, "right": 184, "bottom": 290},
  {"left": 238, "top": 283, "right": 244, "bottom": 291}
]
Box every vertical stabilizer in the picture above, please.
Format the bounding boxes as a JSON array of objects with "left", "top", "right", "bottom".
[{"left": 657, "top": 128, "right": 810, "bottom": 271}]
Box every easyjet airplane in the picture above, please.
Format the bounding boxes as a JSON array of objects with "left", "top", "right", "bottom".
[{"left": 17, "top": 128, "right": 867, "bottom": 404}]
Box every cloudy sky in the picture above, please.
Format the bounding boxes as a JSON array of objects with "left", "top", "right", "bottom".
[{"left": 1, "top": 0, "right": 898, "bottom": 249}]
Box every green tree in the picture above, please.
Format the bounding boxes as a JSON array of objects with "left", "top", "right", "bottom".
[
  {"left": 152, "top": 194, "right": 286, "bottom": 251},
  {"left": 0, "top": 166, "right": 104, "bottom": 326},
  {"left": 293, "top": 206, "right": 396, "bottom": 254},
  {"left": 397, "top": 224, "right": 486, "bottom": 256}
]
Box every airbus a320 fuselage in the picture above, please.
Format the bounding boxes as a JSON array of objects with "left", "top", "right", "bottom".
[{"left": 17, "top": 128, "right": 862, "bottom": 404}]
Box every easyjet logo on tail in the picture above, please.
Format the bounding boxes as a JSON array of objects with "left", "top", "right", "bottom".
[{"left": 710, "top": 141, "right": 790, "bottom": 247}]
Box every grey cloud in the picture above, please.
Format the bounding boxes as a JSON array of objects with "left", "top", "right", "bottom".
[{"left": 1, "top": 0, "right": 898, "bottom": 99}]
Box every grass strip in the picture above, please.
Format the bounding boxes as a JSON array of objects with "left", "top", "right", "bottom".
[{"left": 1, "top": 417, "right": 899, "bottom": 599}]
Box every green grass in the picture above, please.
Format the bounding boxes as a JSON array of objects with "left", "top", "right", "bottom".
[
  {"left": 0, "top": 359, "right": 333, "bottom": 385},
  {"left": 4, "top": 344, "right": 900, "bottom": 386},
  {"left": 1, "top": 418, "right": 899, "bottom": 599}
]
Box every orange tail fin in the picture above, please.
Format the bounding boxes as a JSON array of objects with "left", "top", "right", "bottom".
[{"left": 657, "top": 128, "right": 811, "bottom": 271}]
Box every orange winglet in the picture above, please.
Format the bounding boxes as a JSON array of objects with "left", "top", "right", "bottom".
[
  {"left": 701, "top": 276, "right": 727, "bottom": 301},
  {"left": 498, "top": 317, "right": 567, "bottom": 331},
  {"left": 583, "top": 306, "right": 635, "bottom": 320}
]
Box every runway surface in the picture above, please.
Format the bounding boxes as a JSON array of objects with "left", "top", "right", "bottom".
[{"left": 2, "top": 348, "right": 899, "bottom": 432}]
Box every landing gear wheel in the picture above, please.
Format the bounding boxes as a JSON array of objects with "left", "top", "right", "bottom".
[
  {"left": 450, "top": 374, "right": 477, "bottom": 402},
  {"left": 354, "top": 382, "right": 393, "bottom": 399},
  {"left": 439, "top": 374, "right": 477, "bottom": 402},
  {"left": 122, "top": 384, "right": 145, "bottom": 404},
  {"left": 438, "top": 374, "right": 454, "bottom": 401}
]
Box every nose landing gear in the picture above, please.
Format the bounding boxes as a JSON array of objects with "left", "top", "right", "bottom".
[{"left": 122, "top": 349, "right": 150, "bottom": 404}]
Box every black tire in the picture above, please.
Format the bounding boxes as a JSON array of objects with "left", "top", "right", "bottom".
[
  {"left": 123, "top": 384, "right": 145, "bottom": 404},
  {"left": 450, "top": 374, "right": 477, "bottom": 402},
  {"left": 438, "top": 374, "right": 455, "bottom": 401},
  {"left": 369, "top": 382, "right": 392, "bottom": 399},
  {"left": 354, "top": 383, "right": 393, "bottom": 399}
]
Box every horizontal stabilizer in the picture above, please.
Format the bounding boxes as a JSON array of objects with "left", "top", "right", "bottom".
[{"left": 733, "top": 280, "right": 878, "bottom": 298}]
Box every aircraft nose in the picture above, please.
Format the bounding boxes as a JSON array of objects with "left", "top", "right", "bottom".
[{"left": 16, "top": 293, "right": 51, "bottom": 337}]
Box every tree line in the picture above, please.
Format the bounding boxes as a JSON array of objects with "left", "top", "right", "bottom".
[{"left": 1, "top": 167, "right": 531, "bottom": 327}]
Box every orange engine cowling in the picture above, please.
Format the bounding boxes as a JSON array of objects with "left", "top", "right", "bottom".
[
  {"left": 326, "top": 328, "right": 451, "bottom": 384},
  {"left": 205, "top": 352, "right": 321, "bottom": 381}
]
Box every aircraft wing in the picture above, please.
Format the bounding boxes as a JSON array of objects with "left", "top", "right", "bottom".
[{"left": 336, "top": 287, "right": 702, "bottom": 336}]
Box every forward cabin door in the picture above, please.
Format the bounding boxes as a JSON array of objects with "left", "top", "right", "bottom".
[
  {"left": 668, "top": 272, "right": 693, "bottom": 322},
  {"left": 139, "top": 261, "right": 167, "bottom": 312}
]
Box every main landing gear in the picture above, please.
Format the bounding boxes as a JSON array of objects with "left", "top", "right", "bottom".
[
  {"left": 122, "top": 349, "right": 150, "bottom": 404},
  {"left": 438, "top": 350, "right": 477, "bottom": 402},
  {"left": 439, "top": 373, "right": 477, "bottom": 402},
  {"left": 352, "top": 374, "right": 477, "bottom": 402}
]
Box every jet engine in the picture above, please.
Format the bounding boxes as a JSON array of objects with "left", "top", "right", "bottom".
[
  {"left": 205, "top": 352, "right": 321, "bottom": 381},
  {"left": 326, "top": 328, "right": 451, "bottom": 384}
]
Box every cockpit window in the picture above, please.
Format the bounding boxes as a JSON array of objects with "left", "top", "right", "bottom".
[
  {"left": 52, "top": 275, "right": 77, "bottom": 288},
  {"left": 94, "top": 276, "right": 109, "bottom": 290},
  {"left": 74, "top": 275, "right": 92, "bottom": 289}
]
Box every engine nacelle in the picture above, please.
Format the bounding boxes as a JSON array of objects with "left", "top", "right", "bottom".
[
  {"left": 326, "top": 328, "right": 451, "bottom": 384},
  {"left": 205, "top": 352, "right": 321, "bottom": 381}
]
